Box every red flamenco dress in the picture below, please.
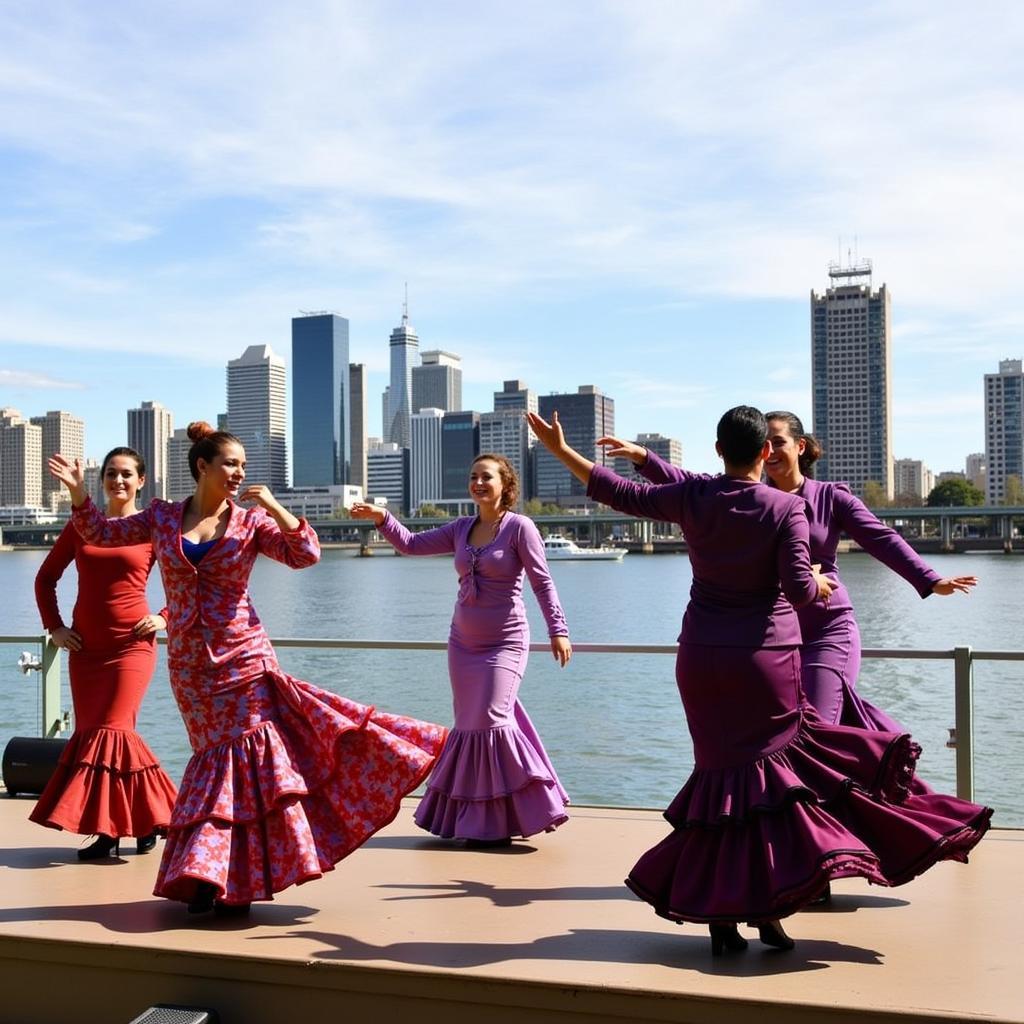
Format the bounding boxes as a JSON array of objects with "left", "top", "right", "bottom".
[{"left": 31, "top": 523, "right": 178, "bottom": 839}]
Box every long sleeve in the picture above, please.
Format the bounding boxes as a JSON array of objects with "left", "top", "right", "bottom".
[
  {"left": 254, "top": 511, "right": 320, "bottom": 568},
  {"left": 587, "top": 464, "right": 685, "bottom": 525},
  {"left": 776, "top": 504, "right": 818, "bottom": 610},
  {"left": 636, "top": 448, "right": 688, "bottom": 486},
  {"left": 515, "top": 517, "right": 568, "bottom": 636},
  {"left": 34, "top": 523, "right": 77, "bottom": 632},
  {"left": 832, "top": 489, "right": 942, "bottom": 598},
  {"left": 72, "top": 496, "right": 153, "bottom": 546},
  {"left": 376, "top": 511, "right": 460, "bottom": 556}
]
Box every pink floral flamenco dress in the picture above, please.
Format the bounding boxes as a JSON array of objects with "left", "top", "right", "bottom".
[{"left": 72, "top": 497, "right": 447, "bottom": 908}]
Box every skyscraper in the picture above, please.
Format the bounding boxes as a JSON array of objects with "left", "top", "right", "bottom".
[
  {"left": 811, "top": 260, "right": 893, "bottom": 499},
  {"left": 410, "top": 408, "right": 445, "bottom": 511},
  {"left": 479, "top": 411, "right": 530, "bottom": 503},
  {"left": 30, "top": 410, "right": 84, "bottom": 509},
  {"left": 536, "top": 386, "right": 615, "bottom": 506},
  {"left": 984, "top": 358, "right": 1024, "bottom": 503},
  {"left": 292, "top": 312, "right": 350, "bottom": 487},
  {"left": 227, "top": 344, "right": 288, "bottom": 491},
  {"left": 0, "top": 408, "right": 42, "bottom": 508},
  {"left": 166, "top": 427, "right": 194, "bottom": 501},
  {"left": 127, "top": 400, "right": 173, "bottom": 505},
  {"left": 441, "top": 411, "right": 480, "bottom": 499},
  {"left": 384, "top": 303, "right": 419, "bottom": 449},
  {"left": 412, "top": 350, "right": 462, "bottom": 413},
  {"left": 349, "top": 363, "right": 368, "bottom": 491},
  {"left": 493, "top": 379, "right": 538, "bottom": 417}
]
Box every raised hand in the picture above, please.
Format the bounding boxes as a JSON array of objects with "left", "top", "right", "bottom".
[
  {"left": 349, "top": 502, "right": 387, "bottom": 527},
  {"left": 237, "top": 484, "right": 277, "bottom": 511},
  {"left": 932, "top": 576, "right": 978, "bottom": 596},
  {"left": 526, "top": 411, "right": 566, "bottom": 454},
  {"left": 598, "top": 435, "right": 646, "bottom": 465},
  {"left": 48, "top": 454, "right": 87, "bottom": 506}
]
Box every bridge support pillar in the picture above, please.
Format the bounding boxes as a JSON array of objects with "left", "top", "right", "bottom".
[{"left": 939, "top": 515, "right": 954, "bottom": 552}]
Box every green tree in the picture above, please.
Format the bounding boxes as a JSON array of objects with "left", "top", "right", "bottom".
[
  {"left": 926, "top": 478, "right": 985, "bottom": 507},
  {"left": 414, "top": 503, "right": 450, "bottom": 519},
  {"left": 523, "top": 498, "right": 563, "bottom": 517},
  {"left": 1003, "top": 475, "right": 1024, "bottom": 506},
  {"left": 861, "top": 481, "right": 890, "bottom": 508}
]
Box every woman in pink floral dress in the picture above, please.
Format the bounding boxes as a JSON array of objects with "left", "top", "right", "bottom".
[{"left": 50, "top": 422, "right": 446, "bottom": 915}]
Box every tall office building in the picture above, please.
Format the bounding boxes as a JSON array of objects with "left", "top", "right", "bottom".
[
  {"left": 811, "top": 260, "right": 893, "bottom": 499},
  {"left": 493, "top": 379, "right": 538, "bottom": 417},
  {"left": 82, "top": 459, "right": 102, "bottom": 505},
  {"left": 127, "top": 400, "right": 173, "bottom": 505},
  {"left": 166, "top": 427, "right": 194, "bottom": 501},
  {"left": 367, "top": 439, "right": 409, "bottom": 514},
  {"left": 0, "top": 408, "right": 43, "bottom": 508},
  {"left": 30, "top": 410, "right": 84, "bottom": 509},
  {"left": 479, "top": 411, "right": 530, "bottom": 504},
  {"left": 349, "top": 363, "right": 368, "bottom": 491},
  {"left": 984, "top": 358, "right": 1024, "bottom": 504},
  {"left": 412, "top": 350, "right": 462, "bottom": 413},
  {"left": 384, "top": 304, "right": 419, "bottom": 448},
  {"left": 492, "top": 380, "right": 539, "bottom": 499},
  {"left": 227, "top": 344, "right": 288, "bottom": 491},
  {"left": 893, "top": 458, "right": 934, "bottom": 503},
  {"left": 410, "top": 408, "right": 445, "bottom": 511},
  {"left": 536, "top": 386, "right": 615, "bottom": 506},
  {"left": 292, "top": 312, "right": 350, "bottom": 486},
  {"left": 441, "top": 411, "right": 479, "bottom": 499},
  {"left": 965, "top": 452, "right": 986, "bottom": 494}
]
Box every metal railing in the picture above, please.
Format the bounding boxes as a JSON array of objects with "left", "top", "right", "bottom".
[{"left": 4, "top": 633, "right": 1020, "bottom": 802}]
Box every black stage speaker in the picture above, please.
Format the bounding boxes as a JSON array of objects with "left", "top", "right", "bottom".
[
  {"left": 2, "top": 736, "right": 68, "bottom": 796},
  {"left": 128, "top": 1006, "right": 219, "bottom": 1024}
]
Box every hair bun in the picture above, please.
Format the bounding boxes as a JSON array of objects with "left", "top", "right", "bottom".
[{"left": 186, "top": 420, "right": 216, "bottom": 443}]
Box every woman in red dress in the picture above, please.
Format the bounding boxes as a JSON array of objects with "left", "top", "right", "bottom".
[
  {"left": 31, "top": 447, "right": 178, "bottom": 859},
  {"left": 50, "top": 422, "right": 447, "bottom": 916}
]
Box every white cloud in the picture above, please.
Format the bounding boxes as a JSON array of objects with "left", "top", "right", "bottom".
[{"left": 0, "top": 368, "right": 84, "bottom": 390}]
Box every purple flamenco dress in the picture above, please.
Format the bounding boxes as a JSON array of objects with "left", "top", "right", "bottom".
[
  {"left": 588, "top": 465, "right": 991, "bottom": 924},
  {"left": 377, "top": 510, "right": 570, "bottom": 840}
]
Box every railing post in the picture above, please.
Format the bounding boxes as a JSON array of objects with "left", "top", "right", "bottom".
[
  {"left": 953, "top": 645, "right": 974, "bottom": 801},
  {"left": 40, "top": 636, "right": 63, "bottom": 738}
]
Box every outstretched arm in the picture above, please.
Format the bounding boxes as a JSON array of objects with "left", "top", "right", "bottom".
[
  {"left": 351, "top": 503, "right": 459, "bottom": 556},
  {"left": 527, "top": 412, "right": 594, "bottom": 486}
]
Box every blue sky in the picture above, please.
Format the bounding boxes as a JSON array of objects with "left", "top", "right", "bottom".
[{"left": 1, "top": 1, "right": 1022, "bottom": 474}]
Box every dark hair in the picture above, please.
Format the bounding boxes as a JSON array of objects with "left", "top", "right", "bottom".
[
  {"left": 716, "top": 406, "right": 768, "bottom": 467},
  {"left": 101, "top": 446, "right": 146, "bottom": 479},
  {"left": 765, "top": 410, "right": 822, "bottom": 477},
  {"left": 186, "top": 421, "right": 243, "bottom": 481},
  {"left": 473, "top": 453, "right": 519, "bottom": 510}
]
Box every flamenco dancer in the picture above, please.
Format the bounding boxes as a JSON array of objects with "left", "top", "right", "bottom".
[
  {"left": 31, "top": 447, "right": 177, "bottom": 858},
  {"left": 528, "top": 405, "right": 991, "bottom": 954},
  {"left": 50, "top": 422, "right": 446, "bottom": 915},
  {"left": 350, "top": 453, "right": 571, "bottom": 846}
]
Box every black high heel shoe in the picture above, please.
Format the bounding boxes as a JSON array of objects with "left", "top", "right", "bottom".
[
  {"left": 78, "top": 835, "right": 120, "bottom": 861},
  {"left": 752, "top": 920, "right": 795, "bottom": 951},
  {"left": 187, "top": 882, "right": 218, "bottom": 915},
  {"left": 709, "top": 923, "right": 748, "bottom": 956},
  {"left": 136, "top": 832, "right": 159, "bottom": 855}
]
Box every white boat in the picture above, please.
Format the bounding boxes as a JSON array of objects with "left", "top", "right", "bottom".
[{"left": 543, "top": 535, "right": 627, "bottom": 561}]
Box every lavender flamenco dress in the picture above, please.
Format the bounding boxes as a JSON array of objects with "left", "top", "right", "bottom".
[
  {"left": 377, "top": 510, "right": 570, "bottom": 840},
  {"left": 588, "top": 465, "right": 990, "bottom": 924}
]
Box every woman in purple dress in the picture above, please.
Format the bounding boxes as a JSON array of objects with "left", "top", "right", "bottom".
[
  {"left": 529, "top": 405, "right": 991, "bottom": 955},
  {"left": 351, "top": 453, "right": 572, "bottom": 847}
]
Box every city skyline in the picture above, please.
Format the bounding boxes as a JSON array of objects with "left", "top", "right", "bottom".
[{"left": 2, "top": 6, "right": 1022, "bottom": 476}]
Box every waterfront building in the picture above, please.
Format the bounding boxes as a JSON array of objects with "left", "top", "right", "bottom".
[
  {"left": 166, "top": 427, "right": 193, "bottom": 501},
  {"left": 413, "top": 350, "right": 462, "bottom": 414},
  {"left": 384, "top": 303, "right": 419, "bottom": 449},
  {"left": 276, "top": 484, "right": 363, "bottom": 520},
  {"left": 292, "top": 312, "right": 351, "bottom": 487},
  {"left": 811, "top": 260, "right": 893, "bottom": 499},
  {"left": 227, "top": 344, "right": 288, "bottom": 492},
  {"left": 984, "top": 359, "right": 1024, "bottom": 504},
  {"left": 0, "top": 408, "right": 43, "bottom": 508},
  {"left": 893, "top": 458, "right": 934, "bottom": 503},
  {"left": 966, "top": 452, "right": 987, "bottom": 494},
  {"left": 126, "top": 400, "right": 173, "bottom": 505},
  {"left": 479, "top": 410, "right": 530, "bottom": 504},
  {"left": 441, "top": 411, "right": 480, "bottom": 499},
  {"left": 410, "top": 408, "right": 445, "bottom": 513},
  {"left": 367, "top": 439, "right": 409, "bottom": 514},
  {"left": 29, "top": 410, "right": 84, "bottom": 510},
  {"left": 536, "top": 386, "right": 615, "bottom": 507},
  {"left": 349, "top": 363, "right": 368, "bottom": 491}
]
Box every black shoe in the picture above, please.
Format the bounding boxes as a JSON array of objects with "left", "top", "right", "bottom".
[
  {"left": 709, "top": 923, "right": 748, "bottom": 956},
  {"left": 808, "top": 881, "right": 832, "bottom": 906},
  {"left": 187, "top": 882, "right": 218, "bottom": 915},
  {"left": 78, "top": 835, "right": 120, "bottom": 861},
  {"left": 214, "top": 901, "right": 251, "bottom": 917},
  {"left": 464, "top": 837, "right": 513, "bottom": 848},
  {"left": 752, "top": 920, "right": 795, "bottom": 951},
  {"left": 136, "top": 832, "right": 159, "bottom": 855}
]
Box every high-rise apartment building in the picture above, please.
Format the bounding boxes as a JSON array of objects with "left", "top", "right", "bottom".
[
  {"left": 0, "top": 408, "right": 43, "bottom": 508},
  {"left": 30, "top": 410, "right": 84, "bottom": 509},
  {"left": 227, "top": 344, "right": 288, "bottom": 491},
  {"left": 292, "top": 312, "right": 350, "bottom": 487},
  {"left": 536, "top": 386, "right": 615, "bottom": 506},
  {"left": 384, "top": 305, "right": 419, "bottom": 448},
  {"left": 349, "top": 363, "right": 368, "bottom": 491},
  {"left": 811, "top": 260, "right": 893, "bottom": 499},
  {"left": 166, "top": 427, "right": 194, "bottom": 501},
  {"left": 367, "top": 439, "right": 409, "bottom": 514},
  {"left": 82, "top": 459, "right": 102, "bottom": 505},
  {"left": 127, "top": 400, "right": 173, "bottom": 505},
  {"left": 441, "top": 411, "right": 479, "bottom": 499},
  {"left": 965, "top": 452, "right": 986, "bottom": 494},
  {"left": 479, "top": 411, "right": 531, "bottom": 504},
  {"left": 491, "top": 380, "right": 539, "bottom": 500},
  {"left": 412, "top": 350, "right": 462, "bottom": 413},
  {"left": 893, "top": 458, "right": 934, "bottom": 503},
  {"left": 410, "top": 408, "right": 445, "bottom": 512},
  {"left": 984, "top": 358, "right": 1024, "bottom": 504}
]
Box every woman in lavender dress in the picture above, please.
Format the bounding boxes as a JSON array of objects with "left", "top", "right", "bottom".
[
  {"left": 351, "top": 453, "right": 572, "bottom": 846},
  {"left": 529, "top": 405, "right": 990, "bottom": 955}
]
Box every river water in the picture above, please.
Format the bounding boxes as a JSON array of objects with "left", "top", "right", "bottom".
[{"left": 2, "top": 546, "right": 1021, "bottom": 825}]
